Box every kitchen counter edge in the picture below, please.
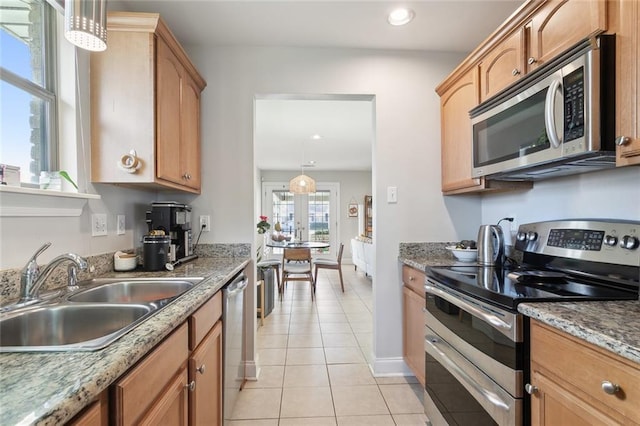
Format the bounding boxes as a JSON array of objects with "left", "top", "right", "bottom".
[{"left": 0, "top": 256, "right": 250, "bottom": 426}]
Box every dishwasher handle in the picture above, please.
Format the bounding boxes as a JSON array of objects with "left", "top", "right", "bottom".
[{"left": 226, "top": 273, "right": 248, "bottom": 297}]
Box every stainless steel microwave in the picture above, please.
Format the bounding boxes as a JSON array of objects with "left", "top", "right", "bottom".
[{"left": 470, "top": 36, "right": 616, "bottom": 181}]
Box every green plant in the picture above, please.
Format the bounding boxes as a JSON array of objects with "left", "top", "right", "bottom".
[{"left": 58, "top": 171, "right": 78, "bottom": 190}]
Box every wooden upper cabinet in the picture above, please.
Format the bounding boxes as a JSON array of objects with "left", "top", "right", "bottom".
[
  {"left": 91, "top": 12, "right": 206, "bottom": 194},
  {"left": 615, "top": 0, "right": 640, "bottom": 166},
  {"left": 479, "top": 28, "right": 526, "bottom": 102},
  {"left": 438, "top": 68, "right": 483, "bottom": 193},
  {"left": 527, "top": 0, "right": 607, "bottom": 70}
]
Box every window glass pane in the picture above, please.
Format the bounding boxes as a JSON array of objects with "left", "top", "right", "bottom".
[
  {"left": 272, "top": 190, "right": 295, "bottom": 237},
  {"left": 308, "top": 190, "right": 330, "bottom": 253},
  {"left": 0, "top": 0, "right": 46, "bottom": 86},
  {"left": 0, "top": 79, "right": 47, "bottom": 183}
]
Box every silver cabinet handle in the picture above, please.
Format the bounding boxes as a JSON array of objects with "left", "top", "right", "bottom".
[
  {"left": 512, "top": 68, "right": 520, "bottom": 76},
  {"left": 525, "top": 383, "right": 538, "bottom": 395},
  {"left": 615, "top": 136, "right": 631, "bottom": 146},
  {"left": 196, "top": 364, "right": 206, "bottom": 374},
  {"left": 601, "top": 381, "right": 620, "bottom": 395},
  {"left": 528, "top": 57, "right": 537, "bottom": 65},
  {"left": 182, "top": 173, "right": 192, "bottom": 180},
  {"left": 186, "top": 380, "right": 196, "bottom": 392}
]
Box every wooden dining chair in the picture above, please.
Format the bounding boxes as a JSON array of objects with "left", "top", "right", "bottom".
[
  {"left": 282, "top": 247, "right": 315, "bottom": 300},
  {"left": 313, "top": 243, "right": 344, "bottom": 292}
]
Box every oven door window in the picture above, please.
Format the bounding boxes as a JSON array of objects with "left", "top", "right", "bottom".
[
  {"left": 426, "top": 294, "right": 521, "bottom": 370},
  {"left": 426, "top": 352, "right": 499, "bottom": 426}
]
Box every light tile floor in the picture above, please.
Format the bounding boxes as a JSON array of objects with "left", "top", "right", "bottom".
[{"left": 229, "top": 265, "right": 427, "bottom": 425}]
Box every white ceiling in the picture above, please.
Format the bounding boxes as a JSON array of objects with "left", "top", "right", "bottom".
[{"left": 109, "top": 0, "right": 524, "bottom": 171}]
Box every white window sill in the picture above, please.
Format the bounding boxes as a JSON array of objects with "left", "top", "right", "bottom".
[{"left": 0, "top": 186, "right": 101, "bottom": 217}]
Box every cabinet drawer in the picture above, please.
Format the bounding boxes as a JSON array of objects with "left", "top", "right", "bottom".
[
  {"left": 189, "top": 291, "right": 222, "bottom": 350},
  {"left": 113, "top": 323, "right": 189, "bottom": 425},
  {"left": 531, "top": 320, "right": 640, "bottom": 421},
  {"left": 402, "top": 265, "right": 426, "bottom": 296}
]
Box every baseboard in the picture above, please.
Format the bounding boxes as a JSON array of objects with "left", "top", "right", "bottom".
[
  {"left": 370, "top": 356, "right": 414, "bottom": 377},
  {"left": 244, "top": 359, "right": 259, "bottom": 380}
]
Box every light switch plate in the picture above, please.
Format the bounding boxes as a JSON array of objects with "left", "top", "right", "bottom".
[
  {"left": 387, "top": 186, "right": 398, "bottom": 203},
  {"left": 117, "top": 215, "right": 126, "bottom": 235},
  {"left": 92, "top": 214, "right": 107, "bottom": 236}
]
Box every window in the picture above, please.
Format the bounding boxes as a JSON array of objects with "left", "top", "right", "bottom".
[{"left": 0, "top": 0, "right": 57, "bottom": 185}]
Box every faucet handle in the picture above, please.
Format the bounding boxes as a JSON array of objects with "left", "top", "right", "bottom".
[{"left": 22, "top": 242, "right": 52, "bottom": 276}]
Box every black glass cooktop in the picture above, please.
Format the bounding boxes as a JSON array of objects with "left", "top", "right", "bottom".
[{"left": 426, "top": 264, "right": 639, "bottom": 311}]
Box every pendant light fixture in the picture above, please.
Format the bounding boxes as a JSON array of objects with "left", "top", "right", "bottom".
[
  {"left": 64, "top": 0, "right": 108, "bottom": 52},
  {"left": 289, "top": 138, "right": 316, "bottom": 195}
]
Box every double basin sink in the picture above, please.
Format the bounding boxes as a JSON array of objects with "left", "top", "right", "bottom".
[{"left": 0, "top": 277, "right": 203, "bottom": 352}]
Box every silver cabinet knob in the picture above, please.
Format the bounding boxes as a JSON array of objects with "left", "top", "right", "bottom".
[
  {"left": 512, "top": 68, "right": 521, "bottom": 76},
  {"left": 196, "top": 364, "right": 206, "bottom": 374},
  {"left": 186, "top": 380, "right": 196, "bottom": 392},
  {"left": 601, "top": 381, "right": 620, "bottom": 395},
  {"left": 525, "top": 383, "right": 538, "bottom": 395},
  {"left": 528, "top": 57, "right": 537, "bottom": 65},
  {"left": 615, "top": 136, "right": 631, "bottom": 146},
  {"left": 409, "top": 276, "right": 415, "bottom": 281},
  {"left": 620, "top": 235, "right": 639, "bottom": 250},
  {"left": 182, "top": 173, "right": 192, "bottom": 180}
]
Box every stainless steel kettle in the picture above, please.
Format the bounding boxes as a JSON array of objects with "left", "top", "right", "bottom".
[{"left": 477, "top": 224, "right": 505, "bottom": 266}]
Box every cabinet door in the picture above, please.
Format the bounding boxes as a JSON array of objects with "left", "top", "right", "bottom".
[
  {"left": 616, "top": 0, "right": 640, "bottom": 166},
  {"left": 139, "top": 368, "right": 189, "bottom": 426},
  {"left": 181, "top": 74, "right": 202, "bottom": 190},
  {"left": 530, "top": 369, "right": 619, "bottom": 426},
  {"left": 528, "top": 0, "right": 607, "bottom": 70},
  {"left": 156, "top": 37, "right": 185, "bottom": 187},
  {"left": 479, "top": 28, "right": 525, "bottom": 102},
  {"left": 440, "top": 68, "right": 483, "bottom": 193},
  {"left": 189, "top": 320, "right": 223, "bottom": 425},
  {"left": 402, "top": 286, "right": 425, "bottom": 386}
]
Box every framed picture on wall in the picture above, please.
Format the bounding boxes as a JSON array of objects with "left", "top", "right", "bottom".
[{"left": 348, "top": 203, "right": 358, "bottom": 217}]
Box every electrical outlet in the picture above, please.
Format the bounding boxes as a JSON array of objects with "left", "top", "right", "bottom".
[
  {"left": 117, "top": 215, "right": 126, "bottom": 235},
  {"left": 92, "top": 214, "right": 107, "bottom": 236},
  {"left": 200, "top": 215, "right": 211, "bottom": 232}
]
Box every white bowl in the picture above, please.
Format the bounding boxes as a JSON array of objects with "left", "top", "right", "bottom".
[{"left": 446, "top": 246, "right": 478, "bottom": 262}]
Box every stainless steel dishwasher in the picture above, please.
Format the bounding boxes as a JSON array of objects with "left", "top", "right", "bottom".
[{"left": 223, "top": 271, "right": 248, "bottom": 424}]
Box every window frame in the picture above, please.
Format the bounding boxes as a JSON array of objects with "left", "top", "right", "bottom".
[{"left": 0, "top": 0, "right": 59, "bottom": 185}]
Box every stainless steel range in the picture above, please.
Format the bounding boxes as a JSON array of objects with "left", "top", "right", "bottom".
[{"left": 423, "top": 219, "right": 640, "bottom": 426}]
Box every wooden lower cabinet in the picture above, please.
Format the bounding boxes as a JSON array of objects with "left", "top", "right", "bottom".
[
  {"left": 112, "top": 323, "right": 189, "bottom": 425},
  {"left": 68, "top": 393, "right": 108, "bottom": 426},
  {"left": 189, "top": 321, "right": 223, "bottom": 425},
  {"left": 402, "top": 266, "right": 425, "bottom": 385},
  {"left": 528, "top": 320, "right": 640, "bottom": 425}
]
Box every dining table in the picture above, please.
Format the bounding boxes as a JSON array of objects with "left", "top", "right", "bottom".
[{"left": 265, "top": 240, "right": 330, "bottom": 249}]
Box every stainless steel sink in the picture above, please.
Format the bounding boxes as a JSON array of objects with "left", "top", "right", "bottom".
[
  {"left": 0, "top": 303, "right": 154, "bottom": 352},
  {"left": 67, "top": 278, "right": 199, "bottom": 305}
]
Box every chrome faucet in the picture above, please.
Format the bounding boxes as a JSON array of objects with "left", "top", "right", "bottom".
[{"left": 19, "top": 242, "right": 88, "bottom": 303}]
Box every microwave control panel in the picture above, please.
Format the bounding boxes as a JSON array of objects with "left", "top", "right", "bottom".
[{"left": 563, "top": 67, "right": 585, "bottom": 142}]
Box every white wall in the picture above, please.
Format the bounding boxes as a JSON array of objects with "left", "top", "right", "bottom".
[
  {"left": 481, "top": 166, "right": 640, "bottom": 233},
  {"left": 187, "top": 45, "right": 477, "bottom": 375}
]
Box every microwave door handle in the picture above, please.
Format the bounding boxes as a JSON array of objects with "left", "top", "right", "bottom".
[{"left": 544, "top": 79, "right": 563, "bottom": 149}]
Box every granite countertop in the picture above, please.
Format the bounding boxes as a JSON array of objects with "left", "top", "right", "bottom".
[
  {"left": 519, "top": 301, "right": 640, "bottom": 364},
  {"left": 0, "top": 256, "right": 250, "bottom": 426},
  {"left": 399, "top": 246, "right": 640, "bottom": 366}
]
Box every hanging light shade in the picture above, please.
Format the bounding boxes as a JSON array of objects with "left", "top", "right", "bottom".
[
  {"left": 289, "top": 172, "right": 316, "bottom": 194},
  {"left": 64, "top": 0, "right": 108, "bottom": 52}
]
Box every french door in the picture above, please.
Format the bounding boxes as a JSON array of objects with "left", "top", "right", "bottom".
[{"left": 262, "top": 182, "right": 339, "bottom": 257}]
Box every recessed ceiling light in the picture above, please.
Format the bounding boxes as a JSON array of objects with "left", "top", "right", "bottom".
[
  {"left": 311, "top": 134, "right": 322, "bottom": 140},
  {"left": 388, "top": 8, "right": 415, "bottom": 26}
]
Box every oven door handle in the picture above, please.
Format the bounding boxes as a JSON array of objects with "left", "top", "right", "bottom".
[
  {"left": 425, "top": 284, "right": 513, "bottom": 334},
  {"left": 425, "top": 333, "right": 519, "bottom": 426}
]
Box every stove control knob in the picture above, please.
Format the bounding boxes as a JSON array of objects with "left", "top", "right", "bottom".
[
  {"left": 516, "top": 232, "right": 527, "bottom": 242},
  {"left": 620, "top": 235, "right": 639, "bottom": 250},
  {"left": 526, "top": 231, "right": 538, "bottom": 242},
  {"left": 604, "top": 235, "right": 618, "bottom": 246}
]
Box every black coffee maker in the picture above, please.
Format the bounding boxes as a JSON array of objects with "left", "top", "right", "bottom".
[{"left": 146, "top": 202, "right": 194, "bottom": 263}]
